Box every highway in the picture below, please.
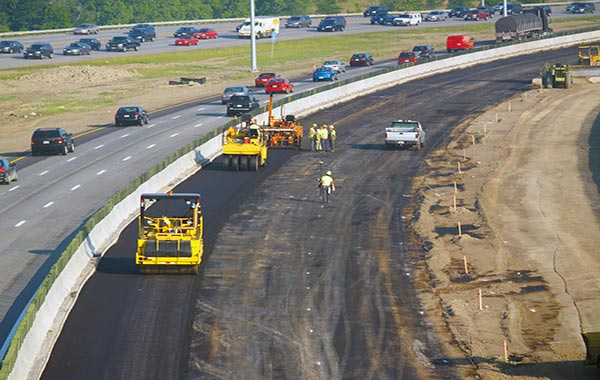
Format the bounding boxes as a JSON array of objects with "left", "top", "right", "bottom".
[
  {"left": 41, "top": 46, "right": 579, "bottom": 379},
  {"left": 0, "top": 6, "right": 585, "bottom": 70},
  {"left": 0, "top": 54, "right": 400, "bottom": 358}
]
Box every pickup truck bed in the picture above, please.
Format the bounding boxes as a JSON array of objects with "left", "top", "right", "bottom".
[{"left": 384, "top": 120, "right": 426, "bottom": 150}]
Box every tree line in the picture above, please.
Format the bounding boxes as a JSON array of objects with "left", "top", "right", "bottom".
[{"left": 0, "top": 0, "right": 500, "bottom": 32}]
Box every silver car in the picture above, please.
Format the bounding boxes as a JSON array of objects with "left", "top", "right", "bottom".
[
  {"left": 221, "top": 86, "right": 252, "bottom": 105},
  {"left": 321, "top": 59, "right": 346, "bottom": 73},
  {"left": 73, "top": 23, "right": 99, "bottom": 35},
  {"left": 425, "top": 10, "right": 448, "bottom": 21}
]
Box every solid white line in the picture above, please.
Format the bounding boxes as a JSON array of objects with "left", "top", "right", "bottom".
[
  {"left": 170, "top": 133, "right": 179, "bottom": 138},
  {"left": 8, "top": 185, "right": 19, "bottom": 192},
  {"left": 197, "top": 107, "right": 205, "bottom": 111},
  {"left": 122, "top": 156, "right": 131, "bottom": 161},
  {"left": 120, "top": 133, "right": 130, "bottom": 138},
  {"left": 147, "top": 144, "right": 156, "bottom": 149},
  {"left": 194, "top": 123, "right": 203, "bottom": 128},
  {"left": 70, "top": 184, "right": 80, "bottom": 191},
  {"left": 67, "top": 157, "right": 77, "bottom": 162},
  {"left": 43, "top": 201, "right": 54, "bottom": 208},
  {"left": 171, "top": 115, "right": 182, "bottom": 120},
  {"left": 94, "top": 144, "right": 104, "bottom": 149},
  {"left": 97, "top": 169, "right": 106, "bottom": 175},
  {"left": 15, "top": 220, "right": 26, "bottom": 228},
  {"left": 39, "top": 170, "right": 48, "bottom": 176}
]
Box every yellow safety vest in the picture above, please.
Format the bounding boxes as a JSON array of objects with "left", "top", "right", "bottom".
[{"left": 320, "top": 175, "right": 333, "bottom": 187}]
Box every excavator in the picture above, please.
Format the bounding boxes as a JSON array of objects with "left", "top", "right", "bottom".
[
  {"left": 261, "top": 94, "right": 303, "bottom": 149},
  {"left": 136, "top": 192, "right": 203, "bottom": 274}
]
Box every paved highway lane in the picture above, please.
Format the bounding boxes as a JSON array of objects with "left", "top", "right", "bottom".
[
  {"left": 0, "top": 7, "right": 585, "bottom": 70},
  {"left": 0, "top": 58, "right": 402, "bottom": 353},
  {"left": 42, "top": 47, "right": 578, "bottom": 379}
]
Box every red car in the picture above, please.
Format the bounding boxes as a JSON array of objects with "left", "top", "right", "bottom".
[
  {"left": 464, "top": 9, "right": 490, "bottom": 20},
  {"left": 194, "top": 28, "right": 218, "bottom": 39},
  {"left": 255, "top": 72, "right": 278, "bottom": 87},
  {"left": 175, "top": 36, "right": 199, "bottom": 46},
  {"left": 265, "top": 77, "right": 294, "bottom": 94},
  {"left": 397, "top": 51, "right": 420, "bottom": 64}
]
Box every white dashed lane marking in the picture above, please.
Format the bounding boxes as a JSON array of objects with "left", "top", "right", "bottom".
[
  {"left": 194, "top": 123, "right": 203, "bottom": 128},
  {"left": 8, "top": 186, "right": 19, "bottom": 192},
  {"left": 94, "top": 144, "right": 104, "bottom": 150},
  {"left": 170, "top": 133, "right": 179, "bottom": 138},
  {"left": 15, "top": 220, "right": 26, "bottom": 228},
  {"left": 120, "top": 133, "right": 130, "bottom": 138},
  {"left": 147, "top": 144, "right": 155, "bottom": 149},
  {"left": 43, "top": 202, "right": 54, "bottom": 208},
  {"left": 39, "top": 170, "right": 48, "bottom": 176},
  {"left": 172, "top": 115, "right": 181, "bottom": 120},
  {"left": 67, "top": 157, "right": 77, "bottom": 162},
  {"left": 97, "top": 170, "right": 106, "bottom": 175},
  {"left": 122, "top": 156, "right": 131, "bottom": 161},
  {"left": 70, "top": 185, "right": 81, "bottom": 191},
  {"left": 197, "top": 107, "right": 205, "bottom": 111}
]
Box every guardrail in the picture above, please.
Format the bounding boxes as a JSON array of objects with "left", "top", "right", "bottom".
[
  {"left": 1, "top": 25, "right": 600, "bottom": 380},
  {"left": 0, "top": 2, "right": 591, "bottom": 37}
]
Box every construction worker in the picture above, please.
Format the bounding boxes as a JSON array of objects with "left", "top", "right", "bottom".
[
  {"left": 319, "top": 124, "right": 330, "bottom": 152},
  {"left": 315, "top": 124, "right": 322, "bottom": 151},
  {"left": 319, "top": 170, "right": 335, "bottom": 203},
  {"left": 328, "top": 125, "right": 336, "bottom": 152},
  {"left": 309, "top": 123, "right": 318, "bottom": 151}
]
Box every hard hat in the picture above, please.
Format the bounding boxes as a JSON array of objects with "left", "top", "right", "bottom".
[
  {"left": 312, "top": 123, "right": 317, "bottom": 127},
  {"left": 326, "top": 171, "right": 332, "bottom": 176},
  {"left": 322, "top": 124, "right": 328, "bottom": 128},
  {"left": 329, "top": 125, "right": 334, "bottom": 129}
]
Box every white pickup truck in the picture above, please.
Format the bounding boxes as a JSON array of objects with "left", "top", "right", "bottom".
[{"left": 384, "top": 119, "right": 426, "bottom": 150}]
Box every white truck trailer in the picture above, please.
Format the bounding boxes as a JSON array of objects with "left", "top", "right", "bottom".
[{"left": 238, "top": 16, "right": 280, "bottom": 39}]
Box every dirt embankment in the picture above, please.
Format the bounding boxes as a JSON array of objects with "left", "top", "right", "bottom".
[{"left": 408, "top": 79, "right": 600, "bottom": 379}]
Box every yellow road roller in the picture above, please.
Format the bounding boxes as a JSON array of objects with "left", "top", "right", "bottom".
[{"left": 136, "top": 192, "right": 203, "bottom": 274}]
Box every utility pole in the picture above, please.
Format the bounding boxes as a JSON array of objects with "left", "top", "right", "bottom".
[{"left": 250, "top": 0, "right": 257, "bottom": 72}]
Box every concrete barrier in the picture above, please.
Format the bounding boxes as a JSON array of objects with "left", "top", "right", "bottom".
[{"left": 9, "top": 29, "right": 600, "bottom": 380}]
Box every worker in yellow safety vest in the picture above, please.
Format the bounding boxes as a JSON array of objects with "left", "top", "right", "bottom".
[
  {"left": 328, "top": 125, "right": 336, "bottom": 152},
  {"left": 309, "top": 123, "right": 318, "bottom": 151},
  {"left": 319, "top": 170, "right": 335, "bottom": 203},
  {"left": 318, "top": 124, "right": 329, "bottom": 152}
]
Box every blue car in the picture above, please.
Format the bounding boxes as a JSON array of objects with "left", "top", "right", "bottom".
[{"left": 312, "top": 67, "right": 338, "bottom": 82}]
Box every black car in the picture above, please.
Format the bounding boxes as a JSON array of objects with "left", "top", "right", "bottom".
[
  {"left": 285, "top": 15, "right": 312, "bottom": 28},
  {"left": 0, "top": 40, "right": 24, "bottom": 54},
  {"left": 317, "top": 17, "right": 346, "bottom": 32},
  {"left": 0, "top": 158, "right": 17, "bottom": 185},
  {"left": 173, "top": 26, "right": 198, "bottom": 38},
  {"left": 31, "top": 128, "right": 74, "bottom": 156},
  {"left": 449, "top": 6, "right": 470, "bottom": 17},
  {"left": 350, "top": 52, "right": 374, "bottom": 66},
  {"left": 506, "top": 3, "right": 523, "bottom": 14},
  {"left": 23, "top": 43, "right": 53, "bottom": 59},
  {"left": 413, "top": 45, "right": 435, "bottom": 59},
  {"left": 115, "top": 106, "right": 150, "bottom": 126},
  {"left": 78, "top": 37, "right": 102, "bottom": 51},
  {"left": 571, "top": 2, "right": 595, "bottom": 13},
  {"left": 370, "top": 10, "right": 390, "bottom": 24},
  {"left": 363, "top": 5, "right": 388, "bottom": 17},
  {"left": 130, "top": 23, "right": 154, "bottom": 32},
  {"left": 129, "top": 26, "right": 156, "bottom": 42},
  {"left": 63, "top": 42, "right": 91, "bottom": 55},
  {"left": 106, "top": 36, "right": 140, "bottom": 52},
  {"left": 226, "top": 95, "right": 260, "bottom": 117}
]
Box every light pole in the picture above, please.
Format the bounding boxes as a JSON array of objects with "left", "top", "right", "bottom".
[{"left": 250, "top": 0, "right": 257, "bottom": 72}]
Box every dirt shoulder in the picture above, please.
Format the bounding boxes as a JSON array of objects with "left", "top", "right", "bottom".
[{"left": 409, "top": 79, "right": 600, "bottom": 379}]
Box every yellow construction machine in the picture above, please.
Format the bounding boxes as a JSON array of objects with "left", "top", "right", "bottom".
[
  {"left": 578, "top": 45, "right": 600, "bottom": 66},
  {"left": 541, "top": 63, "right": 572, "bottom": 88},
  {"left": 136, "top": 192, "right": 203, "bottom": 274},
  {"left": 222, "top": 116, "right": 268, "bottom": 171},
  {"left": 262, "top": 94, "right": 303, "bottom": 149}
]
